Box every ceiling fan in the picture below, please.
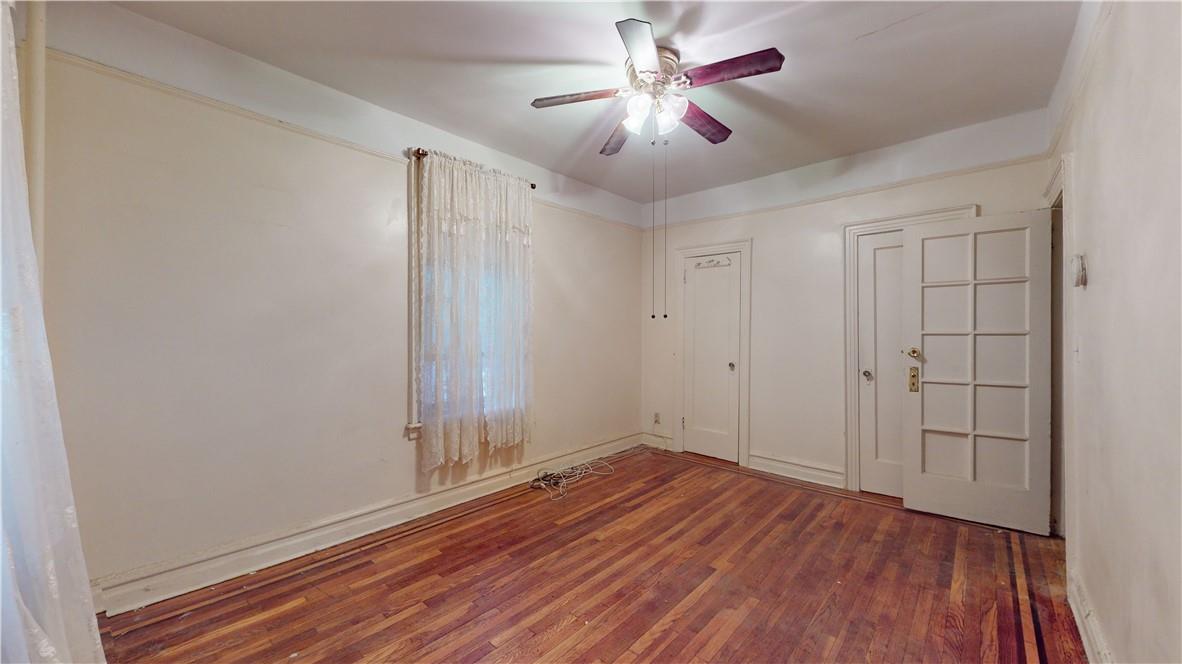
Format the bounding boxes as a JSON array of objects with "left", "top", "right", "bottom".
[{"left": 531, "top": 19, "right": 784, "bottom": 156}]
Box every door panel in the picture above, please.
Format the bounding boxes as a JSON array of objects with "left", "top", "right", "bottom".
[
  {"left": 902, "top": 210, "right": 1051, "bottom": 534},
  {"left": 683, "top": 253, "right": 740, "bottom": 462},
  {"left": 857, "top": 231, "right": 904, "bottom": 496}
]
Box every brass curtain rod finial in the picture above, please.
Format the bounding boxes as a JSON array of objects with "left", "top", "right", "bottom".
[{"left": 411, "top": 148, "right": 536, "bottom": 189}]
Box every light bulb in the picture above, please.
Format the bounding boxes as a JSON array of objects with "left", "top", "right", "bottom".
[
  {"left": 623, "top": 114, "right": 647, "bottom": 135},
  {"left": 626, "top": 93, "right": 652, "bottom": 121}
]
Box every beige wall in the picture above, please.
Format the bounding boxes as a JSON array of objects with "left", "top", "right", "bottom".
[
  {"left": 43, "top": 55, "right": 642, "bottom": 599},
  {"left": 641, "top": 159, "right": 1050, "bottom": 480},
  {"left": 1052, "top": 4, "right": 1180, "bottom": 661}
]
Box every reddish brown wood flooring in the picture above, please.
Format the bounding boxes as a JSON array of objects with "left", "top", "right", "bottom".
[{"left": 99, "top": 447, "right": 1086, "bottom": 662}]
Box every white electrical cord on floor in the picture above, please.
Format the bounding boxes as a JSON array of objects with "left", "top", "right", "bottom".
[{"left": 530, "top": 459, "right": 615, "bottom": 500}]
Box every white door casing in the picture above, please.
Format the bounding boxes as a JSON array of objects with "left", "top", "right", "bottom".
[
  {"left": 844, "top": 205, "right": 979, "bottom": 492},
  {"left": 682, "top": 252, "right": 741, "bottom": 462},
  {"left": 857, "top": 231, "right": 905, "bottom": 496},
  {"left": 902, "top": 210, "right": 1051, "bottom": 534}
]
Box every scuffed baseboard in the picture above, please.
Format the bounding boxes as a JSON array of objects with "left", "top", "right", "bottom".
[
  {"left": 747, "top": 453, "right": 845, "bottom": 488},
  {"left": 94, "top": 432, "right": 645, "bottom": 615},
  {"left": 1068, "top": 571, "right": 1113, "bottom": 663}
]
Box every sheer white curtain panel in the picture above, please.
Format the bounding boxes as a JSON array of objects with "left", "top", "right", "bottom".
[
  {"left": 412, "top": 151, "right": 533, "bottom": 472},
  {"left": 2, "top": 4, "right": 106, "bottom": 662}
]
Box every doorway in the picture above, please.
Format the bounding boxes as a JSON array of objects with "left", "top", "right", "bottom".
[
  {"left": 1051, "top": 198, "right": 1064, "bottom": 535},
  {"left": 844, "top": 205, "right": 979, "bottom": 495},
  {"left": 846, "top": 206, "right": 1054, "bottom": 533}
]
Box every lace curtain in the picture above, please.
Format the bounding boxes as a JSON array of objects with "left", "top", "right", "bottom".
[
  {"left": 1, "top": 4, "right": 106, "bottom": 662},
  {"left": 412, "top": 151, "right": 532, "bottom": 471}
]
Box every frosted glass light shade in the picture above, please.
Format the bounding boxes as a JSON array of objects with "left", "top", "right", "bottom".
[
  {"left": 624, "top": 93, "right": 653, "bottom": 135},
  {"left": 623, "top": 114, "right": 647, "bottom": 135},
  {"left": 626, "top": 93, "right": 652, "bottom": 119},
  {"left": 664, "top": 93, "right": 689, "bottom": 118},
  {"left": 655, "top": 109, "right": 679, "bottom": 135}
]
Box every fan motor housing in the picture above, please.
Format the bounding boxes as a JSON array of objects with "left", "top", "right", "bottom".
[{"left": 626, "top": 46, "right": 681, "bottom": 94}]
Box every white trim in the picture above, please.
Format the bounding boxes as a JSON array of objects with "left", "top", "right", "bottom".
[
  {"left": 49, "top": 49, "right": 410, "bottom": 164},
  {"left": 641, "top": 432, "right": 673, "bottom": 450},
  {"left": 842, "top": 205, "right": 980, "bottom": 491},
  {"left": 94, "top": 432, "right": 646, "bottom": 615},
  {"left": 645, "top": 111, "right": 1046, "bottom": 226},
  {"left": 89, "top": 581, "right": 106, "bottom": 614},
  {"left": 1068, "top": 571, "right": 1114, "bottom": 663},
  {"left": 1044, "top": 154, "right": 1068, "bottom": 206},
  {"left": 747, "top": 454, "right": 845, "bottom": 489},
  {"left": 1044, "top": 153, "right": 1077, "bottom": 546},
  {"left": 672, "top": 240, "right": 753, "bottom": 467},
  {"left": 52, "top": 51, "right": 643, "bottom": 235},
  {"left": 1047, "top": 3, "right": 1117, "bottom": 158}
]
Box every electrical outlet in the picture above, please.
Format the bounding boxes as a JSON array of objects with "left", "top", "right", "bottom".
[{"left": 653, "top": 412, "right": 661, "bottom": 425}]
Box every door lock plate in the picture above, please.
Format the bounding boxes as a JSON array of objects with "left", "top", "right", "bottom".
[{"left": 908, "top": 367, "right": 920, "bottom": 392}]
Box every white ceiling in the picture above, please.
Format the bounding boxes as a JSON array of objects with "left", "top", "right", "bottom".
[{"left": 119, "top": 2, "right": 1080, "bottom": 203}]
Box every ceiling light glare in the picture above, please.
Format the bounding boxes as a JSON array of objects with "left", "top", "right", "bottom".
[
  {"left": 623, "top": 114, "right": 647, "bottom": 135},
  {"left": 624, "top": 93, "right": 653, "bottom": 135},
  {"left": 626, "top": 93, "right": 652, "bottom": 120}
]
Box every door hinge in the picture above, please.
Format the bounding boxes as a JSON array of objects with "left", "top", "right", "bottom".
[
  {"left": 683, "top": 270, "right": 687, "bottom": 284},
  {"left": 681, "top": 417, "right": 685, "bottom": 429}
]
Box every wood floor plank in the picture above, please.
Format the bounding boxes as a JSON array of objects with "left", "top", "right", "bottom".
[{"left": 98, "top": 448, "right": 1086, "bottom": 663}]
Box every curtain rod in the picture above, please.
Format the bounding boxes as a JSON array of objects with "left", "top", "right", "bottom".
[{"left": 412, "top": 148, "right": 537, "bottom": 189}]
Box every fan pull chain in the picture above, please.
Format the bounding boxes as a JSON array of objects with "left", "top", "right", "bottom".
[
  {"left": 663, "top": 138, "right": 669, "bottom": 319},
  {"left": 650, "top": 114, "right": 657, "bottom": 320}
]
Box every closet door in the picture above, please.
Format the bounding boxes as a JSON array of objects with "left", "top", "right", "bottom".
[
  {"left": 902, "top": 210, "right": 1051, "bottom": 534},
  {"left": 682, "top": 252, "right": 741, "bottom": 463}
]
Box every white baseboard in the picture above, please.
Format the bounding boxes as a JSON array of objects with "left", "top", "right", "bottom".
[
  {"left": 1068, "top": 570, "right": 1113, "bottom": 663},
  {"left": 746, "top": 453, "right": 846, "bottom": 488},
  {"left": 90, "top": 580, "right": 106, "bottom": 614},
  {"left": 95, "top": 432, "right": 646, "bottom": 615},
  {"left": 642, "top": 432, "right": 673, "bottom": 450}
]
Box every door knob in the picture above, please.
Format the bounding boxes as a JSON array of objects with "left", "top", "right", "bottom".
[
  {"left": 862, "top": 369, "right": 873, "bottom": 381},
  {"left": 903, "top": 347, "right": 922, "bottom": 359},
  {"left": 728, "top": 362, "right": 736, "bottom": 371}
]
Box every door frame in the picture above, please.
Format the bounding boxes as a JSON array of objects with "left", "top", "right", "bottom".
[
  {"left": 672, "top": 239, "right": 752, "bottom": 467},
  {"left": 842, "top": 205, "right": 979, "bottom": 491},
  {"left": 1043, "top": 153, "right": 1076, "bottom": 543}
]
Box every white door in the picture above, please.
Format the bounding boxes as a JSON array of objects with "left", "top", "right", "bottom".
[
  {"left": 902, "top": 210, "right": 1051, "bottom": 534},
  {"left": 857, "top": 231, "right": 905, "bottom": 496},
  {"left": 683, "top": 252, "right": 740, "bottom": 462}
]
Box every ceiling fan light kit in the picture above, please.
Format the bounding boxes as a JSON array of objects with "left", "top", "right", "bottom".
[{"left": 530, "top": 18, "right": 785, "bottom": 155}]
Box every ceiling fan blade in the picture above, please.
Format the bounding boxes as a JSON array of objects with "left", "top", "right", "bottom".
[
  {"left": 616, "top": 18, "right": 660, "bottom": 73},
  {"left": 599, "top": 121, "right": 630, "bottom": 156},
  {"left": 682, "top": 102, "right": 732, "bottom": 144},
  {"left": 678, "top": 48, "right": 785, "bottom": 89},
  {"left": 531, "top": 88, "right": 623, "bottom": 109}
]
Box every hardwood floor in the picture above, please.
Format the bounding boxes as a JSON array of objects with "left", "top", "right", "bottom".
[{"left": 99, "top": 447, "right": 1086, "bottom": 662}]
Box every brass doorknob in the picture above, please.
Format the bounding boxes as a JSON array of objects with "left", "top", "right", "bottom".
[
  {"left": 903, "top": 347, "right": 921, "bottom": 359},
  {"left": 728, "top": 362, "right": 736, "bottom": 371},
  {"left": 862, "top": 369, "right": 873, "bottom": 381}
]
